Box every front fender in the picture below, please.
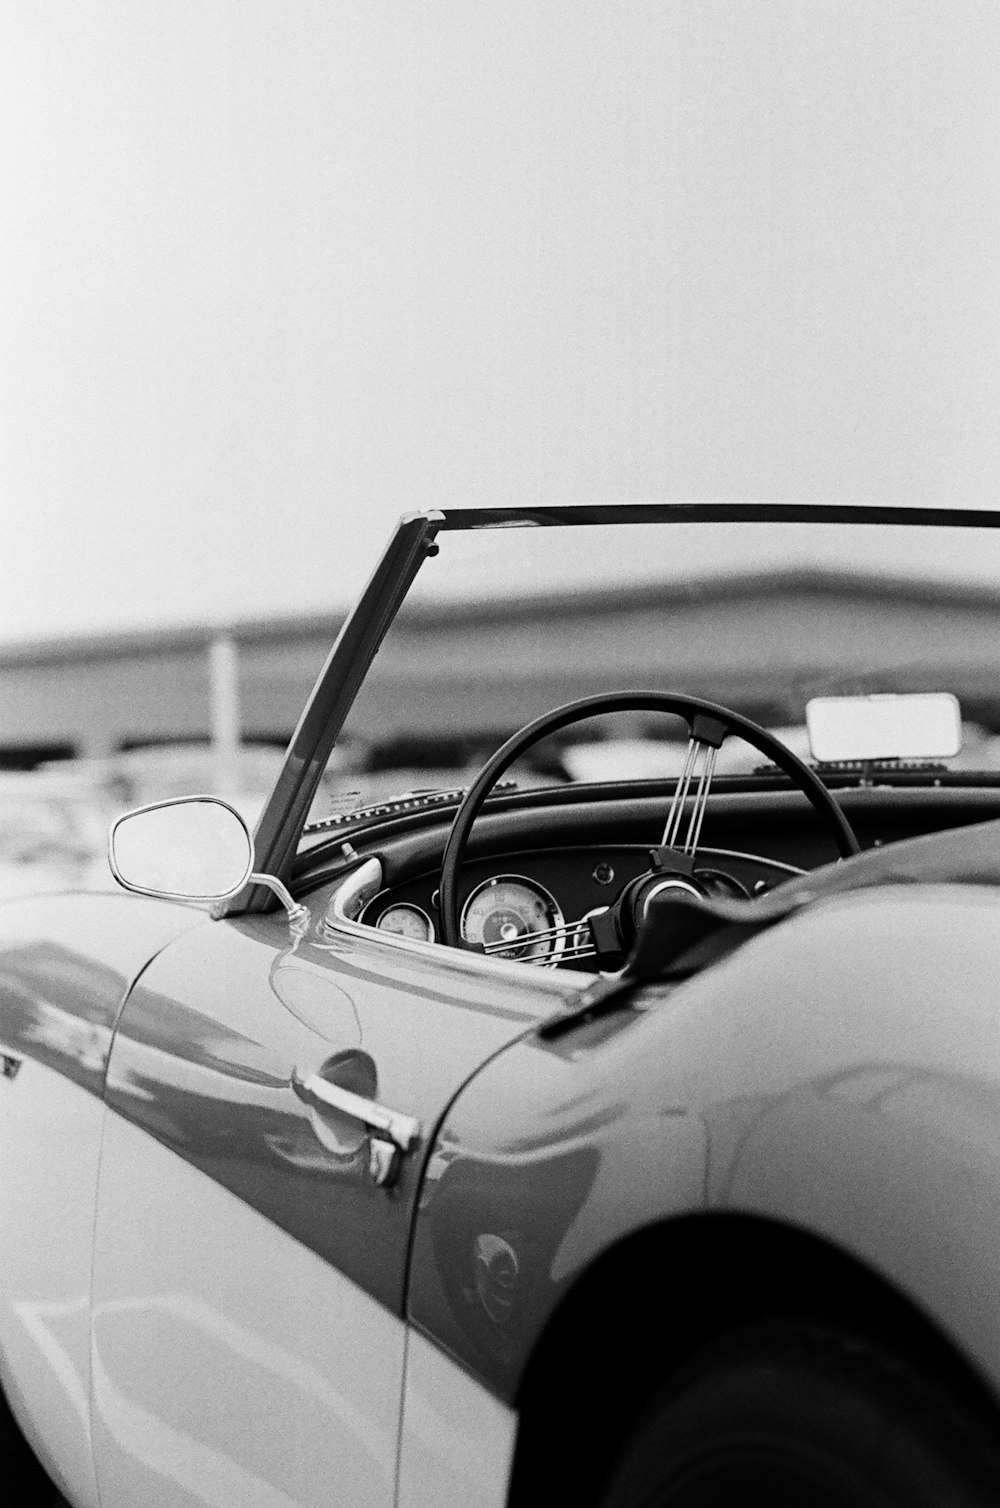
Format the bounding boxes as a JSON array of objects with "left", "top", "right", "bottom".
[{"left": 0, "top": 891, "right": 209, "bottom": 1507}]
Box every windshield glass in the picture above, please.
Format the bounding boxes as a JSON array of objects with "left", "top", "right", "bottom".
[{"left": 307, "top": 513, "right": 1000, "bottom": 824}]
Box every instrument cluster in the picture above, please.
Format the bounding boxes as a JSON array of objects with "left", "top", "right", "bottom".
[{"left": 361, "top": 844, "right": 802, "bottom": 968}]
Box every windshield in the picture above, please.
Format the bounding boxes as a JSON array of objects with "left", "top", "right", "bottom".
[{"left": 308, "top": 512, "right": 1000, "bottom": 823}]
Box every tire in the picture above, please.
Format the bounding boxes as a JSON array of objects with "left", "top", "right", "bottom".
[
  {"left": 597, "top": 1324, "right": 1000, "bottom": 1508},
  {"left": 0, "top": 1385, "right": 66, "bottom": 1507}
]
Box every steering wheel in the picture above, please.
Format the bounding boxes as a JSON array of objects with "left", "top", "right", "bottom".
[{"left": 439, "top": 691, "right": 860, "bottom": 962}]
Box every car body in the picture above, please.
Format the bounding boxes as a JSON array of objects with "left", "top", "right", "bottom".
[{"left": 6, "top": 502, "right": 1000, "bottom": 1506}]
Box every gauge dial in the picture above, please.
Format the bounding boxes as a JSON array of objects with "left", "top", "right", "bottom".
[
  {"left": 461, "top": 875, "right": 564, "bottom": 964},
  {"left": 375, "top": 903, "right": 435, "bottom": 943}
]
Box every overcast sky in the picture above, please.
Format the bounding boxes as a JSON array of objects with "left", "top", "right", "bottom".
[{"left": 2, "top": 2, "right": 1000, "bottom": 642}]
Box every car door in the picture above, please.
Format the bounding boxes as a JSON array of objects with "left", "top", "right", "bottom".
[
  {"left": 89, "top": 896, "right": 576, "bottom": 1508},
  {"left": 0, "top": 895, "right": 205, "bottom": 1508}
]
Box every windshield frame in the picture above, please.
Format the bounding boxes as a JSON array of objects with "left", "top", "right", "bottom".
[{"left": 220, "top": 502, "right": 1000, "bottom": 915}]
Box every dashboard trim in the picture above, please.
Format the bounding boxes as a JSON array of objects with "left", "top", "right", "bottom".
[
  {"left": 328, "top": 845, "right": 809, "bottom": 984},
  {"left": 324, "top": 860, "right": 589, "bottom": 988}
]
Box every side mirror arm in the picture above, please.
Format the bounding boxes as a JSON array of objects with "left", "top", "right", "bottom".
[{"left": 248, "top": 871, "right": 309, "bottom": 929}]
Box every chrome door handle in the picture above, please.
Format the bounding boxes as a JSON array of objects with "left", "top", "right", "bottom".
[{"left": 292, "top": 1070, "right": 421, "bottom": 1153}]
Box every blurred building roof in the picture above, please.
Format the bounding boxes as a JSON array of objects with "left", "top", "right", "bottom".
[{"left": 2, "top": 568, "right": 999, "bottom": 764}]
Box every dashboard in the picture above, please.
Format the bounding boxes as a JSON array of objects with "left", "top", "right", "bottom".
[
  {"left": 303, "top": 776, "right": 1000, "bottom": 972},
  {"left": 359, "top": 843, "right": 804, "bottom": 968}
]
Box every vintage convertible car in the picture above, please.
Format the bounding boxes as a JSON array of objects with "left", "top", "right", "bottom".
[{"left": 7, "top": 503, "right": 1000, "bottom": 1507}]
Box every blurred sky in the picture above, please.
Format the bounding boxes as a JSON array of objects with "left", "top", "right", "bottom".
[{"left": 2, "top": 2, "right": 1000, "bottom": 642}]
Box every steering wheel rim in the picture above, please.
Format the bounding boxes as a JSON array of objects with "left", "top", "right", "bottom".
[{"left": 439, "top": 690, "right": 860, "bottom": 949}]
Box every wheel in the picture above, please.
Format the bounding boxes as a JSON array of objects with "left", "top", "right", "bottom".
[
  {"left": 597, "top": 1324, "right": 1000, "bottom": 1508},
  {"left": 439, "top": 690, "right": 860, "bottom": 953}
]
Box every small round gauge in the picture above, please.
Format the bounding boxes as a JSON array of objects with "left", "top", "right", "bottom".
[
  {"left": 375, "top": 903, "right": 435, "bottom": 943},
  {"left": 461, "top": 875, "right": 564, "bottom": 964}
]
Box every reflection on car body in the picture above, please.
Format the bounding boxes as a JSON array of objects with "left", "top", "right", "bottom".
[{"left": 7, "top": 505, "right": 1000, "bottom": 1506}]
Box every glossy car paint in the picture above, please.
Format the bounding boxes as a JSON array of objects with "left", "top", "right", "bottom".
[
  {"left": 0, "top": 1058, "right": 103, "bottom": 1508},
  {"left": 7, "top": 506, "right": 1000, "bottom": 1506},
  {"left": 396, "top": 1330, "right": 517, "bottom": 1508},
  {"left": 409, "top": 883, "right": 1000, "bottom": 1402},
  {"left": 0, "top": 894, "right": 206, "bottom": 1506},
  {"left": 102, "top": 885, "right": 579, "bottom": 1312},
  {"left": 92, "top": 1109, "right": 407, "bottom": 1508},
  {"left": 86, "top": 878, "right": 578, "bottom": 1507}
]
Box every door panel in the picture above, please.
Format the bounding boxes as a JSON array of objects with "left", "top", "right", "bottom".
[
  {"left": 0, "top": 1059, "right": 102, "bottom": 1508},
  {"left": 0, "top": 894, "right": 205, "bottom": 1508},
  {"left": 92, "top": 1111, "right": 405, "bottom": 1508},
  {"left": 92, "top": 903, "right": 573, "bottom": 1505},
  {"left": 100, "top": 910, "right": 570, "bottom": 1309}
]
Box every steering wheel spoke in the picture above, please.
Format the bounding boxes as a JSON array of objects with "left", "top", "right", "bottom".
[
  {"left": 439, "top": 691, "right": 860, "bottom": 954},
  {"left": 661, "top": 711, "right": 730, "bottom": 858},
  {"left": 661, "top": 736, "right": 720, "bottom": 857},
  {"left": 480, "top": 914, "right": 598, "bottom": 965}
]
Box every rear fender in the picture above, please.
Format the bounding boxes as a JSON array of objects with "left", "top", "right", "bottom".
[{"left": 408, "top": 886, "right": 1000, "bottom": 1405}]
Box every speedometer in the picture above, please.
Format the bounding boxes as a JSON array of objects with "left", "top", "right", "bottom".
[{"left": 461, "top": 875, "right": 564, "bottom": 964}]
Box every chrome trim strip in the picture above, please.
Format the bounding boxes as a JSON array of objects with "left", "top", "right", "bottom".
[
  {"left": 328, "top": 846, "right": 798, "bottom": 977},
  {"left": 325, "top": 864, "right": 585, "bottom": 988},
  {"left": 109, "top": 794, "right": 255, "bottom": 902},
  {"left": 700, "top": 846, "right": 806, "bottom": 877},
  {"left": 328, "top": 908, "right": 582, "bottom": 987},
  {"left": 330, "top": 857, "right": 384, "bottom": 922},
  {"left": 640, "top": 875, "right": 704, "bottom": 919}
]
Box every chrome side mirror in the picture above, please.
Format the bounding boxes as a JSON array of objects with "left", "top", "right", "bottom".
[
  {"left": 109, "top": 796, "right": 254, "bottom": 901},
  {"left": 110, "top": 795, "right": 308, "bottom": 926}
]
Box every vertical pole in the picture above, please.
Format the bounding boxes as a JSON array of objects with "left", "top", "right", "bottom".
[{"left": 209, "top": 631, "right": 241, "bottom": 800}]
